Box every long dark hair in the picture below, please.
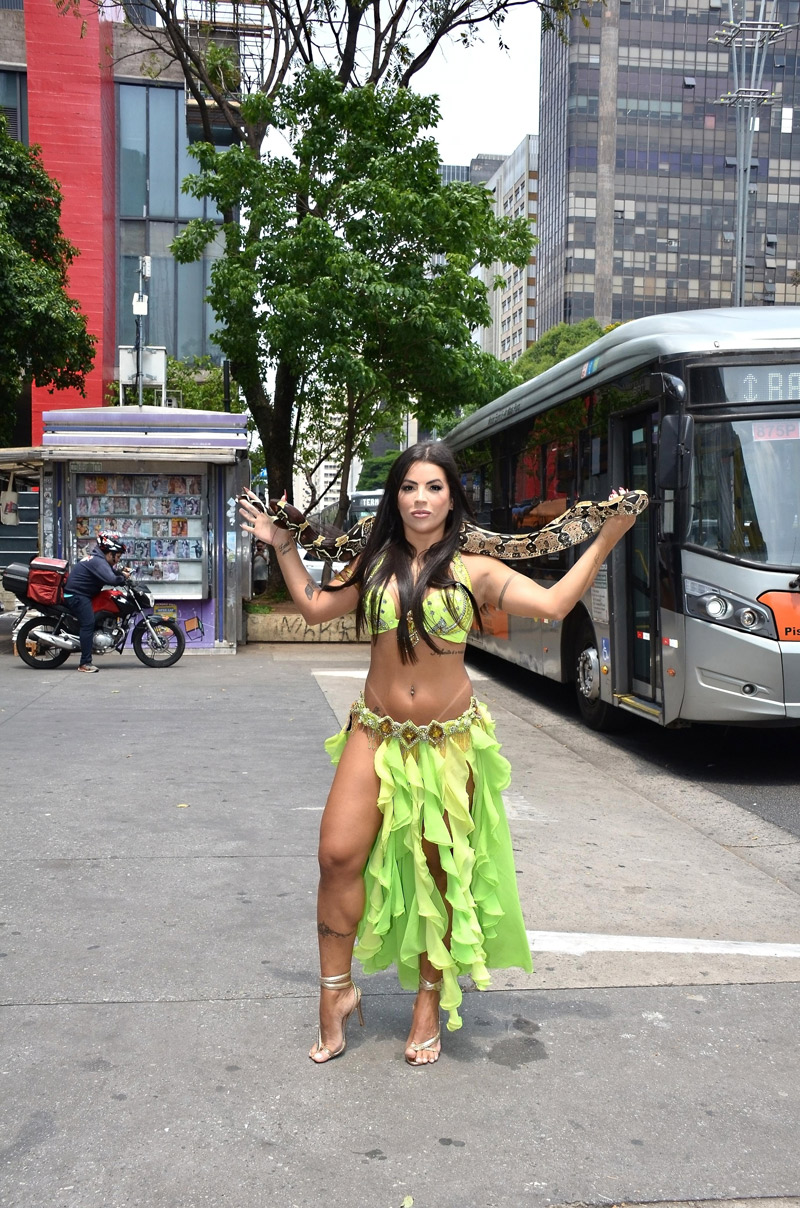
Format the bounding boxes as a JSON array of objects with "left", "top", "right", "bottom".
[{"left": 327, "top": 442, "right": 481, "bottom": 663}]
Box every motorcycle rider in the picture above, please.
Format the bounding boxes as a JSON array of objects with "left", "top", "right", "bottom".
[{"left": 63, "top": 531, "right": 130, "bottom": 673}]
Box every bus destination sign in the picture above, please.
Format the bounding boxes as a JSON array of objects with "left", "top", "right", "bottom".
[
  {"left": 721, "top": 365, "right": 800, "bottom": 402},
  {"left": 752, "top": 420, "right": 800, "bottom": 441}
]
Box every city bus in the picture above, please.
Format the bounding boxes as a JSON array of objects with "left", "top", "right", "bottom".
[
  {"left": 312, "top": 489, "right": 384, "bottom": 531},
  {"left": 445, "top": 307, "right": 800, "bottom": 729}
]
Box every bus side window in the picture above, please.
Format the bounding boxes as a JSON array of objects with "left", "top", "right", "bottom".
[
  {"left": 463, "top": 467, "right": 493, "bottom": 527},
  {"left": 511, "top": 437, "right": 543, "bottom": 531},
  {"left": 579, "top": 428, "right": 608, "bottom": 498}
]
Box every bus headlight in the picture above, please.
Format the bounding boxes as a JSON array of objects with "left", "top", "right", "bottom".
[
  {"left": 736, "top": 607, "right": 760, "bottom": 629},
  {"left": 702, "top": 594, "right": 728, "bottom": 619},
  {"left": 684, "top": 578, "right": 776, "bottom": 638}
]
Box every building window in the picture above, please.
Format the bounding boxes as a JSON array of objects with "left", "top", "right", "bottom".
[
  {"left": 0, "top": 69, "right": 28, "bottom": 143},
  {"left": 117, "top": 83, "right": 226, "bottom": 361}
]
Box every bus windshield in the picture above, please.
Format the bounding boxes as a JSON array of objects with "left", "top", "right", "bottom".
[
  {"left": 311, "top": 490, "right": 383, "bottom": 532},
  {"left": 688, "top": 417, "right": 800, "bottom": 567}
]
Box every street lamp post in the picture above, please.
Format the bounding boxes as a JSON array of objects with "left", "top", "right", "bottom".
[
  {"left": 132, "top": 255, "right": 151, "bottom": 408},
  {"left": 710, "top": 0, "right": 796, "bottom": 307}
]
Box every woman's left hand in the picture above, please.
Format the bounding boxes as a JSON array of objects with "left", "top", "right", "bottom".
[{"left": 602, "top": 487, "right": 640, "bottom": 541}]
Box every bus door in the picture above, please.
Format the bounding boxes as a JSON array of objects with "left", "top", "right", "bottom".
[{"left": 622, "top": 413, "right": 660, "bottom": 704}]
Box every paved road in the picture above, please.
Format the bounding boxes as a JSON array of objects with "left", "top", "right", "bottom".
[
  {"left": 466, "top": 647, "right": 800, "bottom": 839},
  {"left": 1, "top": 633, "right": 799, "bottom": 1208}
]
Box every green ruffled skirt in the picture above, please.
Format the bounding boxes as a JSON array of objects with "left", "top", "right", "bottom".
[{"left": 324, "top": 698, "right": 532, "bottom": 1031}]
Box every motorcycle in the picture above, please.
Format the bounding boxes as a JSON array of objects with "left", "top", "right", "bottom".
[{"left": 3, "top": 565, "right": 186, "bottom": 669}]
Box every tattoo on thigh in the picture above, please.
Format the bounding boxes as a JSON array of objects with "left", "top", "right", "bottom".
[{"left": 317, "top": 921, "right": 356, "bottom": 940}]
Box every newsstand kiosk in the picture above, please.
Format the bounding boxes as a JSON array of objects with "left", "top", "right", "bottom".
[{"left": 26, "top": 406, "right": 252, "bottom": 651}]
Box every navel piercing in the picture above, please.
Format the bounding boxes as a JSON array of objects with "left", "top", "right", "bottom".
[{"left": 410, "top": 684, "right": 415, "bottom": 697}]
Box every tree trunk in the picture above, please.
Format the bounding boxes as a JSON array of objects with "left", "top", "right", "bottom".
[
  {"left": 242, "top": 358, "right": 297, "bottom": 505},
  {"left": 334, "top": 387, "right": 359, "bottom": 529},
  {"left": 270, "top": 358, "right": 299, "bottom": 502}
]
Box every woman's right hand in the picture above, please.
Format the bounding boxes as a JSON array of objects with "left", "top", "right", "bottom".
[{"left": 238, "top": 489, "right": 282, "bottom": 546}]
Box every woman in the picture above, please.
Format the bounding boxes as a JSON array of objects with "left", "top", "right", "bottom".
[{"left": 239, "top": 442, "right": 642, "bottom": 1066}]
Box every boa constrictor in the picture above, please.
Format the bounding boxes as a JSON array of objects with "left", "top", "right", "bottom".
[{"left": 242, "top": 489, "right": 649, "bottom": 564}]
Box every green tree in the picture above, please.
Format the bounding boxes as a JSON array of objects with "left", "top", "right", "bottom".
[
  {"left": 513, "top": 319, "right": 607, "bottom": 384},
  {"left": 78, "top": 0, "right": 579, "bottom": 504},
  {"left": 357, "top": 449, "right": 401, "bottom": 490},
  {"left": 0, "top": 115, "right": 95, "bottom": 443},
  {"left": 101, "top": 0, "right": 583, "bottom": 152},
  {"left": 173, "top": 69, "right": 528, "bottom": 508},
  {"left": 163, "top": 355, "right": 229, "bottom": 411},
  {"left": 112, "top": 354, "right": 236, "bottom": 410}
]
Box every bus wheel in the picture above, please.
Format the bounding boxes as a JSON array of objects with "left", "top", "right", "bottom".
[{"left": 574, "top": 621, "right": 618, "bottom": 732}]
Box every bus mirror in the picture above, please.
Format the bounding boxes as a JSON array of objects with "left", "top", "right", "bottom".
[
  {"left": 645, "top": 372, "right": 687, "bottom": 403},
  {"left": 657, "top": 414, "right": 694, "bottom": 491},
  {"left": 661, "top": 373, "right": 687, "bottom": 404}
]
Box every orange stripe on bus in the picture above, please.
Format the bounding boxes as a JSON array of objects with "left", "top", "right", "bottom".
[{"left": 758, "top": 591, "right": 800, "bottom": 641}]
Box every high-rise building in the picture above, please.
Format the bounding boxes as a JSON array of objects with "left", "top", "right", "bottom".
[
  {"left": 438, "top": 156, "right": 508, "bottom": 186},
  {"left": 0, "top": 1, "right": 228, "bottom": 442},
  {"left": 439, "top": 163, "right": 471, "bottom": 184},
  {"left": 536, "top": 0, "right": 800, "bottom": 335},
  {"left": 468, "top": 153, "right": 508, "bottom": 184},
  {"left": 477, "top": 135, "right": 539, "bottom": 362}
]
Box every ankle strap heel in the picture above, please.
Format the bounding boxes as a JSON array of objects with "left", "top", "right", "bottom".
[
  {"left": 310, "top": 970, "right": 364, "bottom": 1065},
  {"left": 408, "top": 975, "right": 443, "bottom": 1066},
  {"left": 319, "top": 971, "right": 354, "bottom": 990}
]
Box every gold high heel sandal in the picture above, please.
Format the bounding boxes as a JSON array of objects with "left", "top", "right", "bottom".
[
  {"left": 310, "top": 970, "right": 364, "bottom": 1064},
  {"left": 406, "top": 975, "right": 443, "bottom": 1066}
]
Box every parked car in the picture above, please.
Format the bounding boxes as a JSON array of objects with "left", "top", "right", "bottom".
[{"left": 301, "top": 551, "right": 346, "bottom": 586}]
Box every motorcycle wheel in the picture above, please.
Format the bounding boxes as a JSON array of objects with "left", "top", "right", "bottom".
[
  {"left": 16, "top": 616, "right": 72, "bottom": 669},
  {"left": 132, "top": 618, "right": 186, "bottom": 668}
]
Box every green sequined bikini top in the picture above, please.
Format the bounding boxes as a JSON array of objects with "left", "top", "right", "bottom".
[{"left": 364, "top": 552, "right": 474, "bottom": 644}]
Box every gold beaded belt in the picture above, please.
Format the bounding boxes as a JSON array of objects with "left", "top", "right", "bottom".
[{"left": 348, "top": 694, "right": 482, "bottom": 752}]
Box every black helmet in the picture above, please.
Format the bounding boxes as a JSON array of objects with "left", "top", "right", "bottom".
[{"left": 96, "top": 530, "right": 126, "bottom": 556}]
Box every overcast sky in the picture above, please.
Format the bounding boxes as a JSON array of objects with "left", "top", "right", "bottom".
[{"left": 417, "top": 5, "right": 542, "bottom": 166}]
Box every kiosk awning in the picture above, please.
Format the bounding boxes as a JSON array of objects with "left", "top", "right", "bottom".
[{"left": 41, "top": 406, "right": 250, "bottom": 463}]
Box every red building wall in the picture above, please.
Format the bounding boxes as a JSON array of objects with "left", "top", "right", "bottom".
[{"left": 26, "top": 1, "right": 116, "bottom": 442}]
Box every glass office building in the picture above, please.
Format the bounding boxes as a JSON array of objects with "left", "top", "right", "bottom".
[
  {"left": 0, "top": 3, "right": 228, "bottom": 439},
  {"left": 117, "top": 82, "right": 224, "bottom": 360},
  {"left": 537, "top": 0, "right": 800, "bottom": 334}
]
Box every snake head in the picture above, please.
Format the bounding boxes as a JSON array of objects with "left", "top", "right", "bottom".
[
  {"left": 236, "top": 491, "right": 308, "bottom": 532},
  {"left": 617, "top": 489, "right": 649, "bottom": 515},
  {"left": 269, "top": 498, "right": 307, "bottom": 530}
]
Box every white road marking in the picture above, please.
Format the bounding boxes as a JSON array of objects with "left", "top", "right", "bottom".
[
  {"left": 527, "top": 931, "right": 800, "bottom": 958},
  {"left": 313, "top": 668, "right": 488, "bottom": 679}
]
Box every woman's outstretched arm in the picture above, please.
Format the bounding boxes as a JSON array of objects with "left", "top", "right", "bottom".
[
  {"left": 239, "top": 491, "right": 360, "bottom": 625},
  {"left": 468, "top": 507, "right": 638, "bottom": 623}
]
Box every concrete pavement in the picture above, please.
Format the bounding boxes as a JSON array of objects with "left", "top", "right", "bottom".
[{"left": 1, "top": 631, "right": 799, "bottom": 1208}]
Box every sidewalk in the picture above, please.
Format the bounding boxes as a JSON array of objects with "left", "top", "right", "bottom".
[{"left": 1, "top": 639, "right": 799, "bottom": 1208}]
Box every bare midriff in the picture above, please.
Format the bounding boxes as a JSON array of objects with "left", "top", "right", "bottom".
[{"left": 363, "top": 629, "right": 473, "bottom": 725}]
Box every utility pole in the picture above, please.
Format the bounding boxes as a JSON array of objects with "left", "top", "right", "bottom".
[
  {"left": 132, "top": 256, "right": 151, "bottom": 407},
  {"left": 710, "top": 0, "right": 795, "bottom": 306},
  {"left": 223, "top": 359, "right": 231, "bottom": 413}
]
